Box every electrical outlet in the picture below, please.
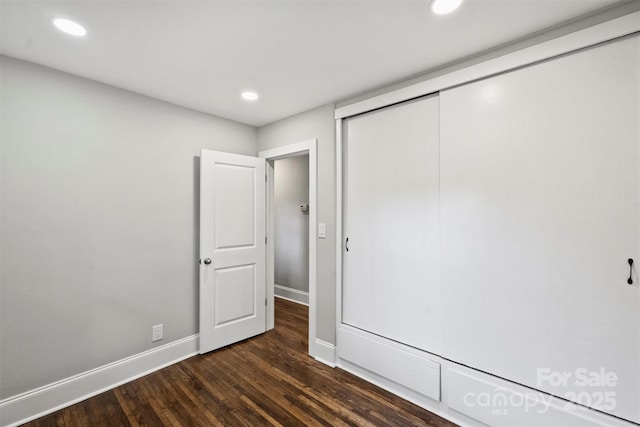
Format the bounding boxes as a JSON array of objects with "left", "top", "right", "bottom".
[{"left": 152, "top": 324, "right": 163, "bottom": 342}]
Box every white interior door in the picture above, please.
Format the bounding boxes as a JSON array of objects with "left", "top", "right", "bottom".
[{"left": 199, "top": 150, "right": 266, "bottom": 354}]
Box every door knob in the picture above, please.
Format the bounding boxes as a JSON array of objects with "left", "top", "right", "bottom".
[{"left": 203, "top": 258, "right": 212, "bottom": 265}]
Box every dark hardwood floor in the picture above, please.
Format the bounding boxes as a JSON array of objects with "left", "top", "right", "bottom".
[{"left": 23, "top": 298, "right": 457, "bottom": 426}]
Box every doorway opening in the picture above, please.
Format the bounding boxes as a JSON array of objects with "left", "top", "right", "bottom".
[
  {"left": 259, "top": 140, "right": 317, "bottom": 357},
  {"left": 273, "top": 155, "right": 310, "bottom": 306}
]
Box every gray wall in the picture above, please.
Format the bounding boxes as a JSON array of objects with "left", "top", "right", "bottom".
[
  {"left": 258, "top": 104, "right": 336, "bottom": 344},
  {"left": 274, "top": 156, "right": 309, "bottom": 292},
  {"left": 0, "top": 56, "right": 257, "bottom": 399}
]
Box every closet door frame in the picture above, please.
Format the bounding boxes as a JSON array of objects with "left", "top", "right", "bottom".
[{"left": 334, "top": 9, "right": 640, "bottom": 427}]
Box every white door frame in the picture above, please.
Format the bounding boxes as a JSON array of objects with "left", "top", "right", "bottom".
[{"left": 259, "top": 139, "right": 318, "bottom": 357}]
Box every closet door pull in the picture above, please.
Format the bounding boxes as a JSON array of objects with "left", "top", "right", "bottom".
[
  {"left": 345, "top": 237, "right": 349, "bottom": 252},
  {"left": 628, "top": 258, "right": 634, "bottom": 285}
]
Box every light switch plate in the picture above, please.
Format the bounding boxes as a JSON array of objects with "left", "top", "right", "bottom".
[{"left": 318, "top": 223, "right": 326, "bottom": 238}]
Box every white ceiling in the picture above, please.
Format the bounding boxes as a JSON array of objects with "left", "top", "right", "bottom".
[{"left": 0, "top": 0, "right": 622, "bottom": 127}]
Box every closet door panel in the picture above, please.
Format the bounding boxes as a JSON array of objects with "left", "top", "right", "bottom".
[
  {"left": 343, "top": 95, "right": 441, "bottom": 354},
  {"left": 440, "top": 36, "right": 639, "bottom": 423}
]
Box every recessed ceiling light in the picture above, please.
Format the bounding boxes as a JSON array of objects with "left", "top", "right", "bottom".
[
  {"left": 241, "top": 91, "right": 259, "bottom": 101},
  {"left": 431, "top": 0, "right": 463, "bottom": 15},
  {"left": 53, "top": 18, "right": 87, "bottom": 37}
]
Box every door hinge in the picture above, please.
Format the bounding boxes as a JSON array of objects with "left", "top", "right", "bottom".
[
  {"left": 265, "top": 174, "right": 267, "bottom": 182},
  {"left": 265, "top": 236, "right": 267, "bottom": 244},
  {"left": 265, "top": 298, "right": 267, "bottom": 306}
]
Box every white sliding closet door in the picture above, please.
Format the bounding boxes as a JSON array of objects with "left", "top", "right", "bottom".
[
  {"left": 440, "top": 36, "right": 639, "bottom": 423},
  {"left": 343, "top": 95, "right": 440, "bottom": 354}
]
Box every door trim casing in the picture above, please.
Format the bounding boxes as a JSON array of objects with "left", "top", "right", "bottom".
[{"left": 259, "top": 139, "right": 318, "bottom": 357}]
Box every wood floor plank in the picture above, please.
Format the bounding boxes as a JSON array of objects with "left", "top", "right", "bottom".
[
  {"left": 22, "top": 298, "right": 457, "bottom": 427},
  {"left": 112, "top": 388, "right": 140, "bottom": 427}
]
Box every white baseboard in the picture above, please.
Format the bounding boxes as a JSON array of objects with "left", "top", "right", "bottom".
[
  {"left": 0, "top": 334, "right": 199, "bottom": 427},
  {"left": 274, "top": 284, "right": 309, "bottom": 305},
  {"left": 314, "top": 338, "right": 336, "bottom": 367}
]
